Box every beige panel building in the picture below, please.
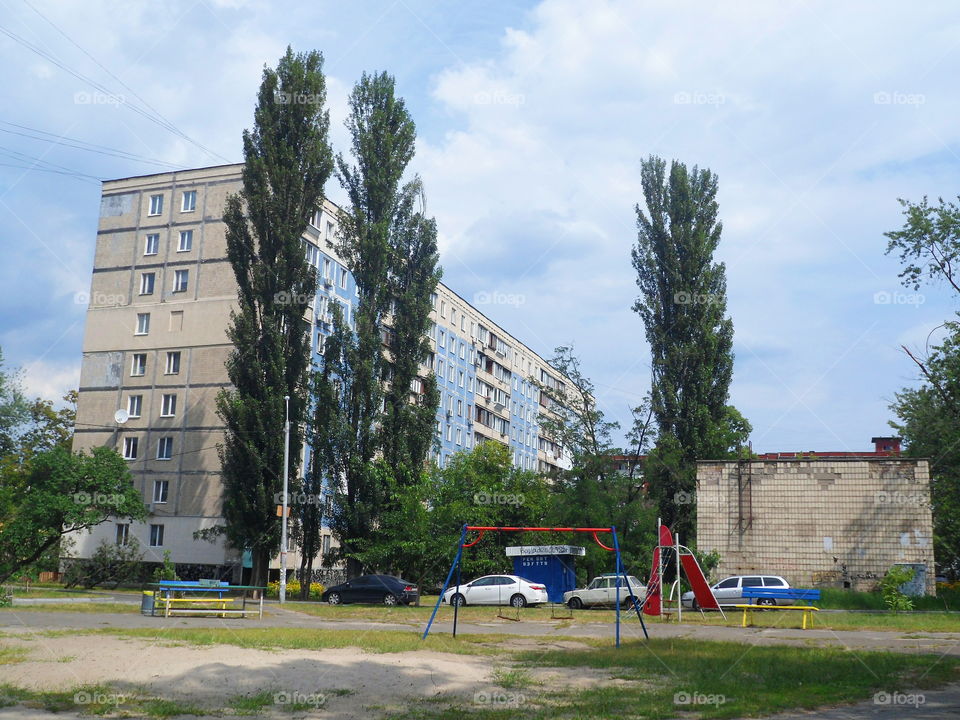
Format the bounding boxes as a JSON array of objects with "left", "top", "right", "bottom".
[
  {"left": 696, "top": 440, "right": 935, "bottom": 594},
  {"left": 69, "top": 163, "right": 570, "bottom": 576}
]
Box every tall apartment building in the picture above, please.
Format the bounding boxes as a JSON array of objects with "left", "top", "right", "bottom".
[{"left": 69, "top": 163, "right": 570, "bottom": 575}]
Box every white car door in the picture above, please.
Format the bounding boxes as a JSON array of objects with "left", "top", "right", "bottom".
[
  {"left": 463, "top": 577, "right": 494, "bottom": 604},
  {"left": 582, "top": 578, "right": 605, "bottom": 605},
  {"left": 497, "top": 576, "right": 520, "bottom": 603},
  {"left": 711, "top": 577, "right": 741, "bottom": 604}
]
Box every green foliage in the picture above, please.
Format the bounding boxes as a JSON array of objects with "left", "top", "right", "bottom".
[
  {"left": 884, "top": 195, "right": 960, "bottom": 294},
  {"left": 0, "top": 446, "right": 146, "bottom": 584},
  {"left": 152, "top": 551, "right": 178, "bottom": 583},
  {"left": 63, "top": 538, "right": 145, "bottom": 589},
  {"left": 631, "top": 156, "right": 745, "bottom": 539},
  {"left": 0, "top": 348, "right": 29, "bottom": 458},
  {"left": 217, "top": 47, "right": 333, "bottom": 587},
  {"left": 880, "top": 565, "right": 916, "bottom": 612}
]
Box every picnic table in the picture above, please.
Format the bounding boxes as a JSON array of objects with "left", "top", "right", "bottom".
[
  {"left": 736, "top": 588, "right": 821, "bottom": 629},
  {"left": 147, "top": 581, "right": 266, "bottom": 619}
]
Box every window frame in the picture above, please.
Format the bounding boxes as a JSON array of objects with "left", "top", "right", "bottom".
[
  {"left": 130, "top": 353, "right": 147, "bottom": 377},
  {"left": 148, "top": 194, "right": 163, "bottom": 216},
  {"left": 160, "top": 393, "right": 177, "bottom": 418},
  {"left": 177, "top": 229, "right": 193, "bottom": 252},
  {"left": 181, "top": 190, "right": 197, "bottom": 212}
]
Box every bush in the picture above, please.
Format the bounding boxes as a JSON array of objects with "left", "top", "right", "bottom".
[
  {"left": 265, "top": 580, "right": 325, "bottom": 601},
  {"left": 152, "top": 550, "right": 178, "bottom": 582},
  {"left": 880, "top": 565, "right": 916, "bottom": 612},
  {"left": 0, "top": 586, "right": 11, "bottom": 607},
  {"left": 62, "top": 539, "right": 145, "bottom": 589}
]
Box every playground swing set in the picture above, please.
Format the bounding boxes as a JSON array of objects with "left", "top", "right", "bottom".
[{"left": 422, "top": 521, "right": 724, "bottom": 648}]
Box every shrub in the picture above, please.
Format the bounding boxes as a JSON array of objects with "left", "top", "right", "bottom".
[
  {"left": 880, "top": 565, "right": 916, "bottom": 612},
  {"left": 265, "top": 580, "right": 325, "bottom": 601}
]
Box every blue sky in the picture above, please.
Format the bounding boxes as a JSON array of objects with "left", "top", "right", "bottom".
[{"left": 1, "top": 0, "right": 958, "bottom": 453}]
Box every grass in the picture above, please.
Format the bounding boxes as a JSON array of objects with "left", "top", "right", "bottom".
[
  {"left": 655, "top": 607, "right": 960, "bottom": 633},
  {"left": 0, "top": 646, "right": 29, "bottom": 665},
  {"left": 0, "top": 602, "right": 137, "bottom": 613},
  {"left": 4, "top": 587, "right": 99, "bottom": 599},
  {"left": 491, "top": 666, "right": 535, "bottom": 690},
  {"left": 819, "top": 586, "right": 960, "bottom": 611}
]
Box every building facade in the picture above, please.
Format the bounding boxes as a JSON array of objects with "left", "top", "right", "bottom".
[
  {"left": 696, "top": 438, "right": 935, "bottom": 594},
  {"left": 69, "top": 163, "right": 570, "bottom": 575}
]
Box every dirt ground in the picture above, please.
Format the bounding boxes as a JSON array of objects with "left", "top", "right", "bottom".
[{"left": 0, "top": 633, "right": 558, "bottom": 718}]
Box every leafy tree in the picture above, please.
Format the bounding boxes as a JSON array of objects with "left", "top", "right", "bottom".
[
  {"left": 534, "top": 346, "right": 658, "bottom": 580},
  {"left": 320, "top": 71, "right": 433, "bottom": 578},
  {"left": 63, "top": 538, "right": 145, "bottom": 589},
  {"left": 18, "top": 391, "right": 77, "bottom": 459},
  {"left": 886, "top": 194, "right": 960, "bottom": 578},
  {"left": 0, "top": 348, "right": 29, "bottom": 457},
  {"left": 217, "top": 47, "right": 333, "bottom": 587},
  {"left": 631, "top": 155, "right": 745, "bottom": 539},
  {"left": 0, "top": 446, "right": 146, "bottom": 584}
]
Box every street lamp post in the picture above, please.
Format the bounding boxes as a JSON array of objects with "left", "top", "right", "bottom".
[{"left": 280, "top": 395, "right": 290, "bottom": 604}]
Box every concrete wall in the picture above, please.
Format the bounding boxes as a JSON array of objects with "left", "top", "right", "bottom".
[{"left": 696, "top": 458, "right": 935, "bottom": 594}]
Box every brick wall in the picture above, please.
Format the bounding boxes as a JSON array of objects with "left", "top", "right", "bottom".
[{"left": 696, "top": 458, "right": 935, "bottom": 594}]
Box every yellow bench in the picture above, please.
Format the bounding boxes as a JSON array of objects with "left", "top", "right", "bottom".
[
  {"left": 734, "top": 604, "right": 819, "bottom": 630},
  {"left": 156, "top": 596, "right": 241, "bottom": 618}
]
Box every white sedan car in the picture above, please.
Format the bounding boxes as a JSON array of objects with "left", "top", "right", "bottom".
[
  {"left": 563, "top": 574, "right": 646, "bottom": 609},
  {"left": 443, "top": 574, "right": 549, "bottom": 608}
]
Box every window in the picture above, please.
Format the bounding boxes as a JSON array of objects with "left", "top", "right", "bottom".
[
  {"left": 339, "top": 267, "right": 347, "bottom": 288},
  {"left": 322, "top": 534, "right": 331, "bottom": 554},
  {"left": 460, "top": 343, "right": 465, "bottom": 360},
  {"left": 438, "top": 332, "right": 445, "bottom": 349},
  {"left": 440, "top": 300, "right": 446, "bottom": 318},
  {"left": 322, "top": 259, "right": 331, "bottom": 283},
  {"left": 456, "top": 428, "right": 462, "bottom": 446},
  {"left": 165, "top": 351, "right": 181, "bottom": 375},
  {"left": 157, "top": 437, "right": 173, "bottom": 460},
  {"left": 172, "top": 269, "right": 189, "bottom": 293},
  {"left": 742, "top": 577, "right": 763, "bottom": 588},
  {"left": 139, "top": 272, "right": 155, "bottom": 295},
  {"left": 127, "top": 395, "right": 142, "bottom": 418},
  {"left": 122, "top": 436, "right": 138, "bottom": 459},
  {"left": 762, "top": 577, "right": 786, "bottom": 587},
  {"left": 144, "top": 234, "right": 159, "bottom": 255},
  {"left": 448, "top": 365, "right": 454, "bottom": 382},
  {"left": 468, "top": 376, "right": 474, "bottom": 392},
  {"left": 153, "top": 480, "right": 169, "bottom": 504},
  {"left": 149, "top": 524, "right": 165, "bottom": 547},
  {"left": 181, "top": 190, "right": 196, "bottom": 212},
  {"left": 148, "top": 194, "right": 163, "bottom": 216},
  {"left": 446, "top": 424, "right": 452, "bottom": 442},
  {"left": 715, "top": 578, "right": 739, "bottom": 590},
  {"left": 116, "top": 523, "right": 129, "bottom": 546},
  {"left": 458, "top": 370, "right": 465, "bottom": 388},
  {"left": 136, "top": 313, "right": 150, "bottom": 335},
  {"left": 178, "top": 230, "right": 193, "bottom": 251},
  {"left": 451, "top": 309, "right": 457, "bottom": 325},
  {"left": 457, "top": 399, "right": 463, "bottom": 417},
  {"left": 160, "top": 394, "right": 177, "bottom": 417},
  {"left": 325, "top": 221, "right": 334, "bottom": 241},
  {"left": 131, "top": 353, "right": 146, "bottom": 376}
]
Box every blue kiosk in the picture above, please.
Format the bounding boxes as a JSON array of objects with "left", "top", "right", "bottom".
[{"left": 506, "top": 545, "right": 585, "bottom": 603}]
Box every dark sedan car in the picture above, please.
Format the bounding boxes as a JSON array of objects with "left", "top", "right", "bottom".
[{"left": 321, "top": 574, "right": 419, "bottom": 606}]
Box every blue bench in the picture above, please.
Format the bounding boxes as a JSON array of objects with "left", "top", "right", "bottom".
[{"left": 737, "top": 588, "right": 820, "bottom": 629}]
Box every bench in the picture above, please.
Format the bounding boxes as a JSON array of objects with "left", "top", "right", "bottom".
[
  {"left": 737, "top": 588, "right": 821, "bottom": 629},
  {"left": 150, "top": 581, "right": 265, "bottom": 619}
]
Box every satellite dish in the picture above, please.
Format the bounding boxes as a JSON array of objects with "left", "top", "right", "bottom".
[{"left": 114, "top": 409, "right": 130, "bottom": 425}]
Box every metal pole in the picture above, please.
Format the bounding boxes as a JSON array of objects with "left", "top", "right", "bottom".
[
  {"left": 676, "top": 532, "right": 682, "bottom": 623},
  {"left": 423, "top": 525, "right": 467, "bottom": 641},
  {"left": 280, "top": 395, "right": 290, "bottom": 604},
  {"left": 453, "top": 550, "right": 463, "bottom": 638},
  {"left": 613, "top": 526, "right": 621, "bottom": 648},
  {"left": 615, "top": 527, "right": 648, "bottom": 640}
]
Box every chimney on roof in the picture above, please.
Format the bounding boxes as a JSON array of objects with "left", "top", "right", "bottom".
[{"left": 871, "top": 436, "right": 901, "bottom": 453}]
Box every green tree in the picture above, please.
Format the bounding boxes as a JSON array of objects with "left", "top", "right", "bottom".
[
  {"left": 0, "top": 348, "right": 29, "bottom": 457},
  {"left": 0, "top": 446, "right": 146, "bottom": 584},
  {"left": 217, "top": 47, "right": 333, "bottom": 588},
  {"left": 534, "top": 346, "right": 658, "bottom": 579},
  {"left": 631, "top": 155, "right": 744, "bottom": 539},
  {"left": 320, "top": 71, "right": 429, "bottom": 578}
]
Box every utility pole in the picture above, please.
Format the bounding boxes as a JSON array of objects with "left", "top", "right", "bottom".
[{"left": 280, "top": 395, "right": 290, "bottom": 604}]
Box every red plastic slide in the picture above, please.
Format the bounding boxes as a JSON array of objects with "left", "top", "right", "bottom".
[{"left": 680, "top": 554, "right": 720, "bottom": 610}]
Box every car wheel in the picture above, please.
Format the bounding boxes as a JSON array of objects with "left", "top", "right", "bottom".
[
  {"left": 327, "top": 592, "right": 342, "bottom": 605},
  {"left": 621, "top": 596, "right": 637, "bottom": 609},
  {"left": 757, "top": 598, "right": 776, "bottom": 607},
  {"left": 383, "top": 593, "right": 399, "bottom": 606},
  {"left": 450, "top": 593, "right": 466, "bottom": 607},
  {"left": 691, "top": 598, "right": 700, "bottom": 611},
  {"left": 510, "top": 594, "right": 527, "bottom": 608},
  {"left": 567, "top": 596, "right": 583, "bottom": 610}
]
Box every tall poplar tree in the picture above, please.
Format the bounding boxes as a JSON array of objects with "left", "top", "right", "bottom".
[
  {"left": 632, "top": 156, "right": 744, "bottom": 538},
  {"left": 217, "top": 48, "right": 333, "bottom": 587}
]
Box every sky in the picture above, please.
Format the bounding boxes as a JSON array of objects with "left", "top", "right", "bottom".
[{"left": 1, "top": 0, "right": 958, "bottom": 454}]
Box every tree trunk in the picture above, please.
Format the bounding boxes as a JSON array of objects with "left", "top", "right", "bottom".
[
  {"left": 346, "top": 556, "right": 363, "bottom": 579},
  {"left": 251, "top": 547, "right": 270, "bottom": 595}
]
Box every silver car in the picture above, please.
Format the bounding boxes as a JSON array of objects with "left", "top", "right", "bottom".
[
  {"left": 681, "top": 575, "right": 791, "bottom": 608},
  {"left": 563, "top": 574, "right": 646, "bottom": 609}
]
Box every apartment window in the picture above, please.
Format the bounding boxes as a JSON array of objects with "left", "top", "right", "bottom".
[
  {"left": 122, "top": 436, "right": 138, "bottom": 459},
  {"left": 144, "top": 234, "right": 159, "bottom": 255},
  {"left": 325, "top": 221, "right": 334, "bottom": 240},
  {"left": 316, "top": 332, "right": 326, "bottom": 354},
  {"left": 438, "top": 331, "right": 445, "bottom": 349},
  {"left": 431, "top": 292, "right": 438, "bottom": 308},
  {"left": 115, "top": 523, "right": 129, "bottom": 546},
  {"left": 339, "top": 267, "right": 347, "bottom": 288},
  {"left": 181, "top": 190, "right": 197, "bottom": 212},
  {"left": 322, "top": 259, "right": 331, "bottom": 283},
  {"left": 130, "top": 353, "right": 146, "bottom": 376},
  {"left": 448, "top": 364, "right": 454, "bottom": 382},
  {"left": 456, "top": 428, "right": 463, "bottom": 446},
  {"left": 139, "top": 272, "right": 155, "bottom": 295},
  {"left": 436, "top": 359, "right": 443, "bottom": 376},
  {"left": 468, "top": 375, "right": 474, "bottom": 392},
  {"left": 457, "top": 399, "right": 463, "bottom": 417},
  {"left": 149, "top": 524, "right": 165, "bottom": 547},
  {"left": 461, "top": 315, "right": 466, "bottom": 332},
  {"left": 136, "top": 313, "right": 150, "bottom": 335},
  {"left": 153, "top": 480, "right": 169, "bottom": 504},
  {"left": 440, "top": 300, "right": 446, "bottom": 318},
  {"left": 148, "top": 194, "right": 163, "bottom": 216},
  {"left": 157, "top": 437, "right": 173, "bottom": 460},
  {"left": 127, "top": 395, "right": 142, "bottom": 418},
  {"left": 178, "top": 230, "right": 193, "bottom": 251},
  {"left": 165, "top": 351, "right": 181, "bottom": 375},
  {"left": 459, "top": 370, "right": 465, "bottom": 388},
  {"left": 446, "top": 424, "right": 453, "bottom": 442},
  {"left": 160, "top": 394, "right": 177, "bottom": 417},
  {"left": 460, "top": 343, "right": 465, "bottom": 360},
  {"left": 322, "top": 534, "right": 331, "bottom": 554},
  {"left": 451, "top": 308, "right": 457, "bottom": 325},
  {"left": 172, "top": 269, "right": 189, "bottom": 293}
]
